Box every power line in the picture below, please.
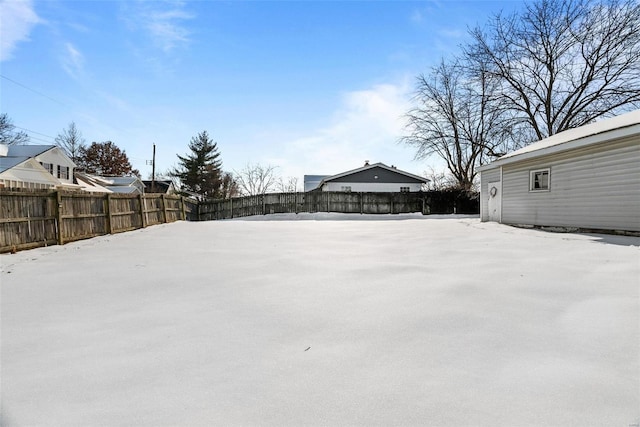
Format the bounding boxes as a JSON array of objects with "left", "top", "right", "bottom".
[
  {"left": 25, "top": 134, "right": 55, "bottom": 144},
  {"left": 1, "top": 74, "right": 69, "bottom": 107},
  {"left": 13, "top": 126, "right": 56, "bottom": 140}
]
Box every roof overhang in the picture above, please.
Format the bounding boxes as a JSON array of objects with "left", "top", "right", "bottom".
[
  {"left": 479, "top": 111, "right": 640, "bottom": 171},
  {"left": 318, "top": 163, "right": 429, "bottom": 188}
]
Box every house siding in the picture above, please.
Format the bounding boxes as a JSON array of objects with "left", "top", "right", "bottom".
[
  {"left": 35, "top": 149, "right": 75, "bottom": 185},
  {"left": 322, "top": 182, "right": 423, "bottom": 192},
  {"left": 499, "top": 136, "right": 639, "bottom": 231},
  {"left": 480, "top": 168, "right": 501, "bottom": 222}
]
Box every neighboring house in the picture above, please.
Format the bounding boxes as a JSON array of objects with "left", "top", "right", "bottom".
[
  {"left": 478, "top": 109, "right": 640, "bottom": 233},
  {"left": 310, "top": 162, "right": 428, "bottom": 192},
  {"left": 142, "top": 180, "right": 176, "bottom": 194},
  {"left": 75, "top": 173, "right": 145, "bottom": 194},
  {"left": 0, "top": 144, "right": 78, "bottom": 190},
  {"left": 303, "top": 175, "right": 329, "bottom": 192}
]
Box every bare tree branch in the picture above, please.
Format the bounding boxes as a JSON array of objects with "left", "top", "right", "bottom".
[
  {"left": 234, "top": 163, "right": 279, "bottom": 196},
  {"left": 468, "top": 0, "right": 640, "bottom": 140}
]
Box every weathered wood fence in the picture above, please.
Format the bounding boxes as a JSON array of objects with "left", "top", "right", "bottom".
[
  {"left": 198, "top": 191, "right": 478, "bottom": 220},
  {"left": 1, "top": 190, "right": 478, "bottom": 253},
  {"left": 0, "top": 190, "right": 197, "bottom": 253}
]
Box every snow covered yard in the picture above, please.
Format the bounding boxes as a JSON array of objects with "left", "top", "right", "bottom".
[{"left": 1, "top": 214, "right": 638, "bottom": 427}]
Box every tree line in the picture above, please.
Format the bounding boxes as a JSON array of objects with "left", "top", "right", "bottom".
[{"left": 402, "top": 0, "right": 640, "bottom": 191}]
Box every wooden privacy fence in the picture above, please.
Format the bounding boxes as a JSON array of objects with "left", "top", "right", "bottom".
[
  {"left": 198, "top": 190, "right": 478, "bottom": 221},
  {"left": 0, "top": 190, "right": 197, "bottom": 253},
  {"left": 1, "top": 189, "right": 478, "bottom": 253}
]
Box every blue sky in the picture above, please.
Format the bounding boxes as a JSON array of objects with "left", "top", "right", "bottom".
[{"left": 1, "top": 0, "right": 522, "bottom": 184}]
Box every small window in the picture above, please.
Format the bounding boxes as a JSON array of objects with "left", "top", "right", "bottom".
[
  {"left": 530, "top": 168, "right": 550, "bottom": 191},
  {"left": 341, "top": 186, "right": 352, "bottom": 192},
  {"left": 58, "top": 165, "right": 69, "bottom": 180},
  {"left": 400, "top": 186, "right": 410, "bottom": 193},
  {"left": 40, "top": 162, "right": 54, "bottom": 175}
]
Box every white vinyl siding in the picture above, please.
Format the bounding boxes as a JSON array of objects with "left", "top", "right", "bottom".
[
  {"left": 480, "top": 168, "right": 501, "bottom": 222},
  {"left": 500, "top": 136, "right": 639, "bottom": 231},
  {"left": 322, "top": 182, "right": 423, "bottom": 192}
]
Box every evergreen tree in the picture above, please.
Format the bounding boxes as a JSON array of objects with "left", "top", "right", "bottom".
[
  {"left": 77, "top": 141, "right": 139, "bottom": 176},
  {"left": 172, "top": 131, "right": 224, "bottom": 200}
]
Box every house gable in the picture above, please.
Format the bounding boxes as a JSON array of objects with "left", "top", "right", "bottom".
[
  {"left": 3, "top": 145, "right": 77, "bottom": 186},
  {"left": 0, "top": 157, "right": 61, "bottom": 189},
  {"left": 322, "top": 163, "right": 427, "bottom": 185}
]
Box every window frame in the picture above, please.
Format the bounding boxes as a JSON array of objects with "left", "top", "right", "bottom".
[
  {"left": 400, "top": 186, "right": 410, "bottom": 193},
  {"left": 40, "top": 162, "right": 54, "bottom": 175},
  {"left": 58, "top": 165, "right": 69, "bottom": 180},
  {"left": 529, "top": 168, "right": 550, "bottom": 192},
  {"left": 340, "top": 185, "right": 352, "bottom": 192}
]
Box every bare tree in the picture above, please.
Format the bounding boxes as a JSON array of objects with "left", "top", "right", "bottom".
[
  {"left": 468, "top": 0, "right": 640, "bottom": 141},
  {"left": 402, "top": 59, "right": 511, "bottom": 191},
  {"left": 234, "top": 163, "right": 278, "bottom": 196},
  {"left": 0, "top": 113, "right": 29, "bottom": 145},
  {"left": 422, "top": 167, "right": 459, "bottom": 191},
  {"left": 55, "top": 122, "right": 86, "bottom": 162},
  {"left": 276, "top": 176, "right": 299, "bottom": 193}
]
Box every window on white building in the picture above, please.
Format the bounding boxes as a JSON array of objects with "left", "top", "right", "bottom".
[
  {"left": 400, "top": 186, "right": 410, "bottom": 193},
  {"left": 530, "top": 168, "right": 550, "bottom": 191},
  {"left": 341, "top": 186, "right": 352, "bottom": 192},
  {"left": 58, "top": 165, "right": 69, "bottom": 180},
  {"left": 40, "top": 162, "right": 54, "bottom": 175}
]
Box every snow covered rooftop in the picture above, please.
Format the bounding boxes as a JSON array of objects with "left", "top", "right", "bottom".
[{"left": 481, "top": 109, "right": 640, "bottom": 169}]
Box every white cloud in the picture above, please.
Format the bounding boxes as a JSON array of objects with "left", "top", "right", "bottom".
[
  {"left": 266, "top": 81, "right": 423, "bottom": 181},
  {"left": 127, "top": 1, "right": 194, "bottom": 52},
  {"left": 0, "top": 0, "right": 41, "bottom": 61},
  {"left": 60, "top": 42, "right": 84, "bottom": 79}
]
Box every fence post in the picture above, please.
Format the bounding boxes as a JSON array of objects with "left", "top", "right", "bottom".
[
  {"left": 181, "top": 196, "right": 186, "bottom": 221},
  {"left": 360, "top": 192, "right": 363, "bottom": 214},
  {"left": 54, "top": 191, "right": 64, "bottom": 246},
  {"left": 105, "top": 194, "right": 113, "bottom": 234},
  {"left": 161, "top": 194, "right": 169, "bottom": 223},
  {"left": 139, "top": 194, "right": 147, "bottom": 228}
]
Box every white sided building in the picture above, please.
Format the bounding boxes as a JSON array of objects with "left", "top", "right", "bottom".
[
  {"left": 0, "top": 144, "right": 78, "bottom": 190},
  {"left": 311, "top": 162, "right": 428, "bottom": 193},
  {"left": 479, "top": 110, "right": 640, "bottom": 233}
]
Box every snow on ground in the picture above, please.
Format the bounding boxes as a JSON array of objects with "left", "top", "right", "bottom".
[{"left": 1, "top": 214, "right": 639, "bottom": 426}]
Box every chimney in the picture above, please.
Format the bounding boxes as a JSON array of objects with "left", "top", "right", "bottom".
[
  {"left": 364, "top": 160, "right": 370, "bottom": 166},
  {"left": 0, "top": 144, "right": 8, "bottom": 157}
]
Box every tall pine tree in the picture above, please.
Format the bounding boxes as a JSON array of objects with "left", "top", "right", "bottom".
[{"left": 172, "top": 131, "right": 224, "bottom": 200}]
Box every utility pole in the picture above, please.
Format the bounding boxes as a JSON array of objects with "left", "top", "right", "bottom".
[{"left": 151, "top": 143, "right": 156, "bottom": 192}]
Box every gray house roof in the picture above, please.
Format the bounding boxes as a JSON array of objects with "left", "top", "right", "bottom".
[
  {"left": 0, "top": 156, "right": 29, "bottom": 174},
  {"left": 479, "top": 109, "right": 640, "bottom": 170},
  {"left": 6, "top": 144, "right": 57, "bottom": 158},
  {"left": 0, "top": 145, "right": 59, "bottom": 173},
  {"left": 318, "top": 163, "right": 428, "bottom": 188}
]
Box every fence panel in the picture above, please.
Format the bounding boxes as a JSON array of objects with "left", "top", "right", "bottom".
[
  {"left": 142, "top": 195, "right": 165, "bottom": 226},
  {"left": 108, "top": 195, "right": 142, "bottom": 233},
  {"left": 0, "top": 191, "right": 57, "bottom": 251},
  {"left": 164, "top": 196, "right": 184, "bottom": 223},
  {"left": 60, "top": 193, "right": 108, "bottom": 243}
]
